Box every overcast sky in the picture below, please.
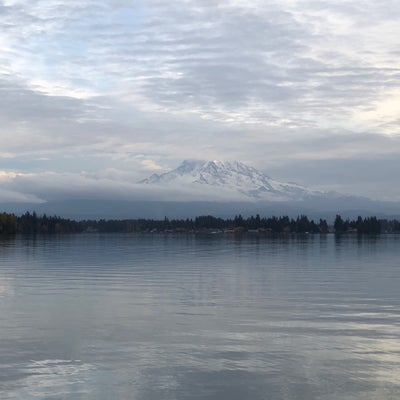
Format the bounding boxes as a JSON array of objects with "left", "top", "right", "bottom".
[{"left": 1, "top": 0, "right": 400, "bottom": 203}]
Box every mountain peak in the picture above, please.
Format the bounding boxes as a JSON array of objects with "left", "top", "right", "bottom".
[{"left": 140, "top": 159, "right": 325, "bottom": 201}]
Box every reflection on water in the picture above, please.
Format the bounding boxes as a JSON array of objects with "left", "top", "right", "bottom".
[{"left": 0, "top": 234, "right": 399, "bottom": 399}]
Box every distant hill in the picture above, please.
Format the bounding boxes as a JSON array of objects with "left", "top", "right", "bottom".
[{"left": 2, "top": 198, "right": 400, "bottom": 222}]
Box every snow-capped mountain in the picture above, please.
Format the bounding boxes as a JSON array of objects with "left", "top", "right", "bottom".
[{"left": 140, "top": 160, "right": 327, "bottom": 201}]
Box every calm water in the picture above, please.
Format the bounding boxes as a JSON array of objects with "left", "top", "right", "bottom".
[{"left": 0, "top": 233, "right": 399, "bottom": 399}]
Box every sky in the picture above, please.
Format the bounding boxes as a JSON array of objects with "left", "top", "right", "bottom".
[{"left": 1, "top": 0, "right": 400, "bottom": 203}]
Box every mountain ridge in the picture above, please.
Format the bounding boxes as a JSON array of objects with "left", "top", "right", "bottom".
[{"left": 140, "top": 159, "right": 328, "bottom": 201}]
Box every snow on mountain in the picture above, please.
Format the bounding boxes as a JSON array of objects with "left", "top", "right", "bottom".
[{"left": 140, "top": 160, "right": 327, "bottom": 201}]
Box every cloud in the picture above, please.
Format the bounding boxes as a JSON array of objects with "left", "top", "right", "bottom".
[
  {"left": 3, "top": 0, "right": 400, "bottom": 132},
  {"left": 1, "top": 0, "right": 400, "bottom": 202},
  {"left": 1, "top": 169, "right": 252, "bottom": 203},
  {"left": 140, "top": 159, "right": 164, "bottom": 171}
]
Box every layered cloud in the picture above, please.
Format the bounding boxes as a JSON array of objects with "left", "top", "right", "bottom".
[
  {"left": 0, "top": 169, "right": 255, "bottom": 203},
  {"left": 1, "top": 0, "right": 400, "bottom": 202}
]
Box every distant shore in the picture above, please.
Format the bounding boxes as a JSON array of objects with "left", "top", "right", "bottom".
[{"left": 1, "top": 211, "right": 400, "bottom": 235}]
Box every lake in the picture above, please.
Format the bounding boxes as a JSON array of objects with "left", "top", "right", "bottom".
[{"left": 0, "top": 233, "right": 399, "bottom": 399}]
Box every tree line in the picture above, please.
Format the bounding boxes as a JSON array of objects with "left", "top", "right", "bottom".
[
  {"left": 1, "top": 211, "right": 400, "bottom": 235},
  {"left": 0, "top": 212, "right": 81, "bottom": 235}
]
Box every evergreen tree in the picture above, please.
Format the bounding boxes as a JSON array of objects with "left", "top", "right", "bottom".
[{"left": 334, "top": 214, "right": 346, "bottom": 233}]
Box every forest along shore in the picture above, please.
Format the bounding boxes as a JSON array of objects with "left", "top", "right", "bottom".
[{"left": 1, "top": 212, "right": 399, "bottom": 235}]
